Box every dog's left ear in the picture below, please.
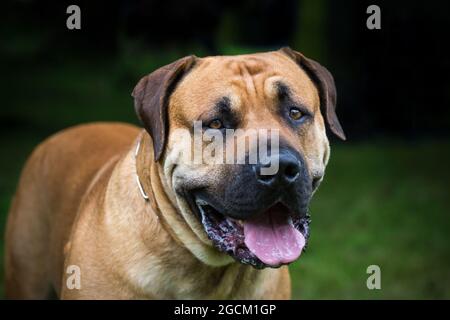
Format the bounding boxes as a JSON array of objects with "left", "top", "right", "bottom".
[
  {"left": 132, "top": 55, "right": 197, "bottom": 160},
  {"left": 280, "top": 47, "right": 346, "bottom": 140}
]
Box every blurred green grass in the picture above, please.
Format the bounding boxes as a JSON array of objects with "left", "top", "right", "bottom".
[
  {"left": 291, "top": 141, "right": 450, "bottom": 299},
  {"left": 1, "top": 50, "right": 450, "bottom": 299}
]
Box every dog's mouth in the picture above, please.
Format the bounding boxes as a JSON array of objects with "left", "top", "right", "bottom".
[{"left": 192, "top": 198, "right": 311, "bottom": 269}]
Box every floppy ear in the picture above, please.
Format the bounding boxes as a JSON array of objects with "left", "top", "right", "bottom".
[
  {"left": 280, "top": 47, "right": 346, "bottom": 140},
  {"left": 132, "top": 55, "right": 197, "bottom": 160}
]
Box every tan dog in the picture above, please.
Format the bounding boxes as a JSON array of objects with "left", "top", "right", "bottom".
[{"left": 5, "top": 48, "right": 345, "bottom": 299}]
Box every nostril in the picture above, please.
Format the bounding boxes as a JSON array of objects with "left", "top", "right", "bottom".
[
  {"left": 254, "top": 165, "right": 276, "bottom": 184},
  {"left": 284, "top": 163, "right": 300, "bottom": 180}
]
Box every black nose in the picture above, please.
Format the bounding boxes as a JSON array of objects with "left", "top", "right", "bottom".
[{"left": 254, "top": 152, "right": 300, "bottom": 187}]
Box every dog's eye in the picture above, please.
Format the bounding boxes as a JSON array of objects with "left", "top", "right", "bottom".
[
  {"left": 208, "top": 119, "right": 223, "bottom": 129},
  {"left": 289, "top": 107, "right": 303, "bottom": 120}
]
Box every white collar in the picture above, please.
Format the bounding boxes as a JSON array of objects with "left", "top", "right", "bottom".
[{"left": 134, "top": 136, "right": 149, "bottom": 201}]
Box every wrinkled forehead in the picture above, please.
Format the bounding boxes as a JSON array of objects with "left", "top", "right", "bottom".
[{"left": 169, "top": 51, "right": 319, "bottom": 119}]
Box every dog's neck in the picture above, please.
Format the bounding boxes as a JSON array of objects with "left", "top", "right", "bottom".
[
  {"left": 134, "top": 131, "right": 185, "bottom": 246},
  {"left": 134, "top": 131, "right": 232, "bottom": 261},
  {"left": 111, "top": 131, "right": 275, "bottom": 298}
]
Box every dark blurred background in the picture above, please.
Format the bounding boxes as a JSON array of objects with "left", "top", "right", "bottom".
[{"left": 1, "top": 0, "right": 449, "bottom": 299}]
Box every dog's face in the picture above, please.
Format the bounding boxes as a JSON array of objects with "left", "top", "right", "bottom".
[{"left": 133, "top": 48, "right": 345, "bottom": 268}]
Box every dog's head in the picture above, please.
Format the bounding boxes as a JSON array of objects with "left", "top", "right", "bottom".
[{"left": 132, "top": 48, "right": 345, "bottom": 268}]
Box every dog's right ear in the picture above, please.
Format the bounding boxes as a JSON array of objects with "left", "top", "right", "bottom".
[
  {"left": 280, "top": 47, "right": 346, "bottom": 140},
  {"left": 132, "top": 56, "right": 197, "bottom": 161}
]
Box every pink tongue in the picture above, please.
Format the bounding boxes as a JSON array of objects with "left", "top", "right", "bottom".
[{"left": 244, "top": 208, "right": 305, "bottom": 267}]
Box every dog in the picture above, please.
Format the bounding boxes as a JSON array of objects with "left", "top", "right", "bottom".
[{"left": 5, "top": 47, "right": 345, "bottom": 299}]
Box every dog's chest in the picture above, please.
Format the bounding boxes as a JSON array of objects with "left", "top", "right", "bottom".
[{"left": 130, "top": 258, "right": 273, "bottom": 299}]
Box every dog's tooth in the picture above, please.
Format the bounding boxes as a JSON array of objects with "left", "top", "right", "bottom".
[
  {"left": 228, "top": 217, "right": 243, "bottom": 225},
  {"left": 195, "top": 199, "right": 209, "bottom": 206},
  {"left": 287, "top": 216, "right": 294, "bottom": 227}
]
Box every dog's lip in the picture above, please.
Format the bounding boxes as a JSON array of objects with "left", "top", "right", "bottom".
[
  {"left": 194, "top": 197, "right": 303, "bottom": 224},
  {"left": 192, "top": 197, "right": 264, "bottom": 268},
  {"left": 195, "top": 198, "right": 242, "bottom": 224},
  {"left": 190, "top": 194, "right": 311, "bottom": 269}
]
